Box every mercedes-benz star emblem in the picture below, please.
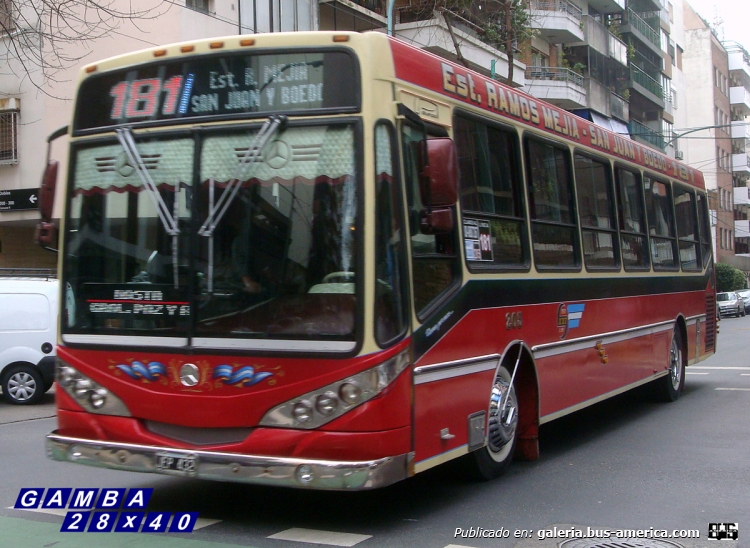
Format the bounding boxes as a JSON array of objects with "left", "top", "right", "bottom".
[
  {"left": 265, "top": 140, "right": 290, "bottom": 169},
  {"left": 180, "top": 363, "right": 200, "bottom": 387},
  {"left": 115, "top": 152, "right": 135, "bottom": 177}
]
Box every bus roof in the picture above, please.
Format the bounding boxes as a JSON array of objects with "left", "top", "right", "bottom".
[{"left": 387, "top": 35, "right": 704, "bottom": 190}]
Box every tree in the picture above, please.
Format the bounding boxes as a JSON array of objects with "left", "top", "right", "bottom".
[
  {"left": 0, "top": 0, "right": 167, "bottom": 96},
  {"left": 481, "top": 0, "right": 533, "bottom": 85},
  {"left": 715, "top": 262, "right": 747, "bottom": 292}
]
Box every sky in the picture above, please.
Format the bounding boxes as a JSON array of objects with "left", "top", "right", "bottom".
[{"left": 685, "top": 0, "right": 750, "bottom": 52}]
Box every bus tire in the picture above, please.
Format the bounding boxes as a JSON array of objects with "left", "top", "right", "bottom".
[
  {"left": 471, "top": 365, "right": 519, "bottom": 480},
  {"left": 1, "top": 363, "right": 44, "bottom": 405},
  {"left": 653, "top": 327, "right": 685, "bottom": 402}
]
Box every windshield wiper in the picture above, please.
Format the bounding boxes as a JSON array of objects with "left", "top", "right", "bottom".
[
  {"left": 116, "top": 127, "right": 182, "bottom": 288},
  {"left": 198, "top": 115, "right": 286, "bottom": 293},
  {"left": 198, "top": 114, "right": 286, "bottom": 238}
]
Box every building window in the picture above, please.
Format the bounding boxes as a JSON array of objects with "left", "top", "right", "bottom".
[
  {"left": 186, "top": 0, "right": 210, "bottom": 13},
  {"left": 0, "top": 109, "right": 19, "bottom": 165}
]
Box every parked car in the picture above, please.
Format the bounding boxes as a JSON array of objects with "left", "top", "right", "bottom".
[
  {"left": 735, "top": 289, "right": 750, "bottom": 313},
  {"left": 717, "top": 291, "right": 745, "bottom": 318},
  {"left": 0, "top": 277, "right": 58, "bottom": 404}
]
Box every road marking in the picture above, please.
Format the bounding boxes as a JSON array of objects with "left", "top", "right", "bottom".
[
  {"left": 268, "top": 528, "right": 371, "bottom": 546},
  {"left": 9, "top": 507, "right": 220, "bottom": 530},
  {"left": 690, "top": 366, "right": 750, "bottom": 370},
  {"left": 445, "top": 545, "right": 479, "bottom": 548},
  {"left": 715, "top": 388, "right": 750, "bottom": 391},
  {"left": 686, "top": 372, "right": 709, "bottom": 375},
  {"left": 741, "top": 374, "right": 750, "bottom": 376}
]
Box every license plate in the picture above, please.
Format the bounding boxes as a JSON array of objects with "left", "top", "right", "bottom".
[{"left": 154, "top": 452, "right": 197, "bottom": 476}]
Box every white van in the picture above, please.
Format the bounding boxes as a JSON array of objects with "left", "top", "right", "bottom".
[{"left": 0, "top": 276, "right": 58, "bottom": 404}]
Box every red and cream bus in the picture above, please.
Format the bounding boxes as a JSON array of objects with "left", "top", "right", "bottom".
[{"left": 42, "top": 31, "right": 716, "bottom": 490}]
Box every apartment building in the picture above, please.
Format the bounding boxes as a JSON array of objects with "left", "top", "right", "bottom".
[
  {"left": 681, "top": 2, "right": 734, "bottom": 264},
  {"left": 726, "top": 41, "right": 750, "bottom": 257}
]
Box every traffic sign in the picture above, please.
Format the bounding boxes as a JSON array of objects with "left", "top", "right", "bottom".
[{"left": 0, "top": 188, "right": 40, "bottom": 211}]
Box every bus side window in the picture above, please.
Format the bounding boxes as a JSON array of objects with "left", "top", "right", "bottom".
[
  {"left": 454, "top": 114, "right": 528, "bottom": 269},
  {"left": 673, "top": 186, "right": 701, "bottom": 271},
  {"left": 401, "top": 124, "right": 460, "bottom": 317},
  {"left": 525, "top": 138, "right": 580, "bottom": 269},
  {"left": 574, "top": 153, "right": 619, "bottom": 270},
  {"left": 644, "top": 176, "right": 678, "bottom": 269},
  {"left": 615, "top": 167, "right": 650, "bottom": 270},
  {"left": 696, "top": 192, "right": 713, "bottom": 268}
]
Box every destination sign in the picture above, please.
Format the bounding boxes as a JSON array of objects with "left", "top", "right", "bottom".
[{"left": 74, "top": 50, "right": 360, "bottom": 131}]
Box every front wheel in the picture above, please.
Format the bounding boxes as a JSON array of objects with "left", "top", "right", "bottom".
[
  {"left": 471, "top": 366, "right": 519, "bottom": 480},
  {"left": 652, "top": 328, "right": 685, "bottom": 402},
  {"left": 2, "top": 364, "right": 44, "bottom": 405}
]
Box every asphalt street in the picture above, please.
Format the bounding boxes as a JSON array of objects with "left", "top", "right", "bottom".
[{"left": 0, "top": 315, "right": 747, "bottom": 548}]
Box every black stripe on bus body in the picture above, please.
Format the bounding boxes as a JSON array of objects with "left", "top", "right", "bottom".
[{"left": 413, "top": 272, "right": 710, "bottom": 360}]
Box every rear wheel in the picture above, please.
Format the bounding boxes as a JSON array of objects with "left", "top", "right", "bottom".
[
  {"left": 471, "top": 366, "right": 518, "bottom": 480},
  {"left": 1, "top": 364, "right": 44, "bottom": 405},
  {"left": 652, "top": 328, "right": 685, "bottom": 402}
]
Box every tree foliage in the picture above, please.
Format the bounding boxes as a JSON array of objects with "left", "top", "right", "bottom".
[
  {"left": 715, "top": 262, "right": 747, "bottom": 292},
  {"left": 0, "top": 0, "right": 167, "bottom": 95}
]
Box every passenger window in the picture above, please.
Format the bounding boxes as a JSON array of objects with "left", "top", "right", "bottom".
[
  {"left": 401, "top": 124, "right": 460, "bottom": 316},
  {"left": 696, "top": 192, "right": 713, "bottom": 268},
  {"left": 454, "top": 115, "right": 528, "bottom": 268},
  {"left": 574, "top": 154, "right": 619, "bottom": 269},
  {"left": 644, "top": 177, "right": 678, "bottom": 269},
  {"left": 615, "top": 168, "right": 650, "bottom": 270},
  {"left": 673, "top": 187, "right": 701, "bottom": 271},
  {"left": 525, "top": 138, "right": 579, "bottom": 269}
]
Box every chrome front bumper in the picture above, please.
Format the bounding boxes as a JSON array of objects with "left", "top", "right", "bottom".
[{"left": 46, "top": 431, "right": 411, "bottom": 491}]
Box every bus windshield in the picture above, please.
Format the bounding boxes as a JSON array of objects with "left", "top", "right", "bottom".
[{"left": 63, "top": 121, "right": 359, "bottom": 346}]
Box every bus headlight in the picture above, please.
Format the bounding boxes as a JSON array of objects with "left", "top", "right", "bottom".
[
  {"left": 56, "top": 360, "right": 131, "bottom": 417},
  {"left": 259, "top": 349, "right": 409, "bottom": 429}
]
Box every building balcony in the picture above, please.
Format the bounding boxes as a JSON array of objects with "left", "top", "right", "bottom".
[
  {"left": 628, "top": 65, "right": 665, "bottom": 108},
  {"left": 735, "top": 219, "right": 750, "bottom": 239},
  {"left": 629, "top": 119, "right": 664, "bottom": 150},
  {"left": 734, "top": 154, "right": 750, "bottom": 179},
  {"left": 394, "top": 17, "right": 526, "bottom": 88},
  {"left": 727, "top": 41, "right": 750, "bottom": 87},
  {"left": 619, "top": 9, "right": 661, "bottom": 57},
  {"left": 524, "top": 67, "right": 586, "bottom": 109},
  {"left": 578, "top": 16, "right": 627, "bottom": 66},
  {"left": 735, "top": 187, "right": 750, "bottom": 206},
  {"left": 586, "top": 0, "right": 624, "bottom": 15},
  {"left": 319, "top": 0, "right": 387, "bottom": 30},
  {"left": 529, "top": 0, "right": 584, "bottom": 44},
  {"left": 732, "top": 121, "right": 750, "bottom": 150},
  {"left": 730, "top": 86, "right": 750, "bottom": 116},
  {"left": 579, "top": 77, "right": 629, "bottom": 120}
]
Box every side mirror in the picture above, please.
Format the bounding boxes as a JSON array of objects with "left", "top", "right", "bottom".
[
  {"left": 38, "top": 160, "right": 58, "bottom": 222},
  {"left": 419, "top": 138, "right": 458, "bottom": 234},
  {"left": 35, "top": 160, "right": 59, "bottom": 250},
  {"left": 420, "top": 207, "right": 454, "bottom": 235},
  {"left": 421, "top": 138, "right": 458, "bottom": 207},
  {"left": 34, "top": 221, "right": 58, "bottom": 248}
]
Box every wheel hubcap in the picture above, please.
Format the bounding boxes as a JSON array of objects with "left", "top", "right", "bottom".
[
  {"left": 487, "top": 374, "right": 518, "bottom": 453},
  {"left": 8, "top": 372, "right": 37, "bottom": 401},
  {"left": 669, "top": 337, "right": 682, "bottom": 391}
]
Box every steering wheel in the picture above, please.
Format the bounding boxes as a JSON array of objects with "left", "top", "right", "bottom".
[{"left": 322, "top": 271, "right": 355, "bottom": 284}]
